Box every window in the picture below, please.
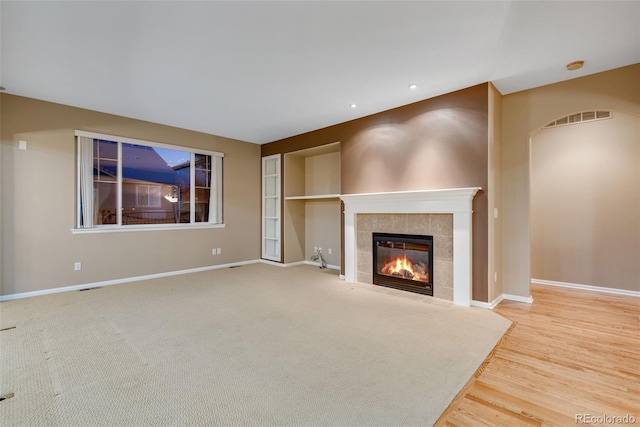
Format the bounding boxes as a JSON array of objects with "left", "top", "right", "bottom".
[
  {"left": 76, "top": 130, "right": 223, "bottom": 229},
  {"left": 543, "top": 111, "right": 612, "bottom": 128},
  {"left": 136, "top": 185, "right": 161, "bottom": 208}
]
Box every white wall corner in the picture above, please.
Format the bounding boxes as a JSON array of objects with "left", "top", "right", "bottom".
[
  {"left": 502, "top": 293, "right": 534, "bottom": 304},
  {"left": 471, "top": 294, "right": 505, "bottom": 309}
]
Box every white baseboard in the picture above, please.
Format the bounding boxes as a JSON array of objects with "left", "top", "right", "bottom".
[
  {"left": 1, "top": 259, "right": 344, "bottom": 301},
  {"left": 259, "top": 259, "right": 306, "bottom": 268},
  {"left": 468, "top": 278, "right": 638, "bottom": 310},
  {"left": 304, "top": 260, "right": 340, "bottom": 271},
  {"left": 286, "top": 261, "right": 307, "bottom": 267},
  {"left": 0, "top": 260, "right": 261, "bottom": 302},
  {"left": 532, "top": 278, "right": 640, "bottom": 298},
  {"left": 471, "top": 293, "right": 533, "bottom": 309},
  {"left": 259, "top": 259, "right": 341, "bottom": 271},
  {"left": 471, "top": 294, "right": 505, "bottom": 309},
  {"left": 502, "top": 293, "right": 534, "bottom": 304}
]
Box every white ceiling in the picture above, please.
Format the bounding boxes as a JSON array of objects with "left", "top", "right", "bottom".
[{"left": 2, "top": 1, "right": 639, "bottom": 144}]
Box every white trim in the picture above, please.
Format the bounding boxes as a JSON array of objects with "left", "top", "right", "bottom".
[
  {"left": 471, "top": 293, "right": 534, "bottom": 308},
  {"left": 285, "top": 194, "right": 341, "bottom": 200},
  {"left": 209, "top": 156, "right": 223, "bottom": 223},
  {"left": 259, "top": 259, "right": 287, "bottom": 267},
  {"left": 0, "top": 260, "right": 260, "bottom": 302},
  {"left": 259, "top": 259, "right": 305, "bottom": 268},
  {"left": 471, "top": 294, "right": 505, "bottom": 309},
  {"left": 78, "top": 136, "right": 95, "bottom": 228},
  {"left": 117, "top": 140, "right": 123, "bottom": 224},
  {"left": 502, "top": 294, "right": 534, "bottom": 304},
  {"left": 532, "top": 278, "right": 640, "bottom": 298},
  {"left": 75, "top": 130, "right": 224, "bottom": 230},
  {"left": 258, "top": 259, "right": 341, "bottom": 271},
  {"left": 339, "top": 274, "right": 345, "bottom": 280},
  {"left": 190, "top": 152, "right": 196, "bottom": 224},
  {"left": 340, "top": 188, "right": 482, "bottom": 212},
  {"left": 72, "top": 223, "right": 226, "bottom": 234},
  {"left": 76, "top": 139, "right": 81, "bottom": 228},
  {"left": 304, "top": 260, "right": 341, "bottom": 271},
  {"left": 341, "top": 187, "right": 481, "bottom": 307},
  {"left": 74, "top": 129, "right": 224, "bottom": 158},
  {"left": 261, "top": 154, "right": 282, "bottom": 262},
  {"left": 283, "top": 261, "right": 306, "bottom": 267}
]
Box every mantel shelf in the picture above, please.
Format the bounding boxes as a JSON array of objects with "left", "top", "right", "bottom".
[{"left": 285, "top": 194, "right": 341, "bottom": 201}]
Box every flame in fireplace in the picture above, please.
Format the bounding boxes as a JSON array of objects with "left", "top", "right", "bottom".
[{"left": 382, "top": 256, "right": 428, "bottom": 282}]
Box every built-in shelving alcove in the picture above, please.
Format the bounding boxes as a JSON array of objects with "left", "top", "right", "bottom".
[{"left": 282, "top": 142, "right": 341, "bottom": 268}]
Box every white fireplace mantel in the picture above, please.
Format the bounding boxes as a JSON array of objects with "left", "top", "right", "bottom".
[{"left": 340, "top": 187, "right": 481, "bottom": 307}]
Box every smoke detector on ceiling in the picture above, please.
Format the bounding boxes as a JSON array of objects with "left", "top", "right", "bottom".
[{"left": 566, "top": 60, "right": 584, "bottom": 71}]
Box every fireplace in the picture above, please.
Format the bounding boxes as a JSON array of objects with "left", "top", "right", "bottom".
[
  {"left": 373, "top": 232, "right": 434, "bottom": 296},
  {"left": 341, "top": 188, "right": 481, "bottom": 306}
]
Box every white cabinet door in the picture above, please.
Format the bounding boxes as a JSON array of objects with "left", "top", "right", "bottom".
[{"left": 262, "top": 154, "right": 281, "bottom": 261}]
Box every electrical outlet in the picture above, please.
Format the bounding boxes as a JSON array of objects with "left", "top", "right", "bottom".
[
  {"left": 494, "top": 272, "right": 498, "bottom": 282},
  {"left": 212, "top": 249, "right": 217, "bottom": 255},
  {"left": 217, "top": 248, "right": 222, "bottom": 254},
  {"left": 74, "top": 262, "right": 82, "bottom": 271},
  {"left": 328, "top": 248, "right": 332, "bottom": 255}
]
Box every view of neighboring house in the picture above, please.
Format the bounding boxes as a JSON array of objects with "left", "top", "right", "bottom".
[{"left": 92, "top": 140, "right": 212, "bottom": 226}]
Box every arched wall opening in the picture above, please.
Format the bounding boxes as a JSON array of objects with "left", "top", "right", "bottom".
[
  {"left": 500, "top": 64, "right": 640, "bottom": 302},
  {"left": 529, "top": 109, "right": 639, "bottom": 293}
]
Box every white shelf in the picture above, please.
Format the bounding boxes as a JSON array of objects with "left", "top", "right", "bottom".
[
  {"left": 262, "top": 154, "right": 281, "bottom": 262},
  {"left": 285, "top": 194, "right": 341, "bottom": 201}
]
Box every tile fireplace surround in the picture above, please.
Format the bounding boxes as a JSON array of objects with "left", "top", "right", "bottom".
[{"left": 341, "top": 188, "right": 481, "bottom": 307}]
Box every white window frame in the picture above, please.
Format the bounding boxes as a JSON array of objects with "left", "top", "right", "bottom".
[{"left": 73, "top": 130, "right": 225, "bottom": 233}]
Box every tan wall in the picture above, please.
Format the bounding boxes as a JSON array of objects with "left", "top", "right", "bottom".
[
  {"left": 305, "top": 152, "right": 340, "bottom": 196},
  {"left": 304, "top": 199, "right": 341, "bottom": 267},
  {"left": 283, "top": 154, "right": 306, "bottom": 263},
  {"left": 502, "top": 63, "right": 640, "bottom": 298},
  {"left": 283, "top": 200, "right": 305, "bottom": 263},
  {"left": 488, "top": 83, "right": 503, "bottom": 302},
  {"left": 531, "top": 111, "right": 639, "bottom": 291},
  {"left": 264, "top": 84, "right": 490, "bottom": 301},
  {"left": 302, "top": 153, "right": 341, "bottom": 266},
  {"left": 0, "top": 94, "right": 261, "bottom": 296}
]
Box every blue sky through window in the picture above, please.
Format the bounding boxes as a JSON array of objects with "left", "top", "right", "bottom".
[{"left": 154, "top": 147, "right": 190, "bottom": 167}]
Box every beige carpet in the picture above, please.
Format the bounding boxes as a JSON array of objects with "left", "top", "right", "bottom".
[{"left": 0, "top": 263, "right": 511, "bottom": 426}]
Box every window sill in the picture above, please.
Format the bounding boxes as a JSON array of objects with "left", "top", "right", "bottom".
[{"left": 72, "top": 223, "right": 226, "bottom": 234}]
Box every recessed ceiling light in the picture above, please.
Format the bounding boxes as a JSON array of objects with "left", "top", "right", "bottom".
[
  {"left": 566, "top": 60, "right": 584, "bottom": 71},
  {"left": 350, "top": 104, "right": 357, "bottom": 108},
  {"left": 409, "top": 84, "right": 418, "bottom": 90}
]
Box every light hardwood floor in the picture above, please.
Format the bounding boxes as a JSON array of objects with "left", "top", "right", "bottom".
[{"left": 436, "top": 284, "right": 640, "bottom": 426}]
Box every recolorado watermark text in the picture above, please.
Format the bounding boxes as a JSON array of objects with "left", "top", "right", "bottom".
[{"left": 575, "top": 414, "right": 637, "bottom": 424}]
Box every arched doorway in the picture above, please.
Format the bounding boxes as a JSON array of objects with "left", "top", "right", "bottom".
[{"left": 529, "top": 109, "right": 639, "bottom": 293}]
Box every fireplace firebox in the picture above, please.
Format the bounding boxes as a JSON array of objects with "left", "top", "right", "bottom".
[{"left": 372, "top": 233, "right": 434, "bottom": 296}]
